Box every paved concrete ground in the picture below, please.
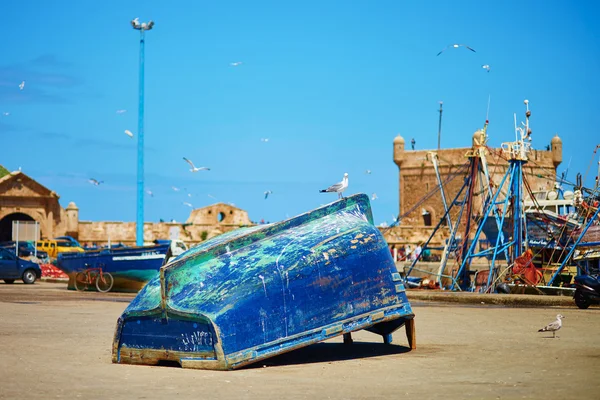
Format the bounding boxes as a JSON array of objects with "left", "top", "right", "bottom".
[{"left": 1, "top": 282, "right": 599, "bottom": 399}]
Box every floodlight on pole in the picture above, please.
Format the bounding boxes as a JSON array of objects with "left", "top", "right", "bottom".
[{"left": 131, "top": 18, "right": 154, "bottom": 246}]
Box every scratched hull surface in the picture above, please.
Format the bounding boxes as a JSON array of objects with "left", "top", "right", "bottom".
[
  {"left": 57, "top": 245, "right": 169, "bottom": 292},
  {"left": 112, "top": 194, "right": 415, "bottom": 370}
]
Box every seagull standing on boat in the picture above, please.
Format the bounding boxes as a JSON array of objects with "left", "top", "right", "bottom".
[
  {"left": 538, "top": 314, "right": 564, "bottom": 338},
  {"left": 183, "top": 157, "right": 210, "bottom": 172},
  {"left": 437, "top": 44, "right": 476, "bottom": 56},
  {"left": 319, "top": 173, "right": 348, "bottom": 199}
]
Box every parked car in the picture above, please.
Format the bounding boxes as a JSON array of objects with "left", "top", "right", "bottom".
[
  {"left": 37, "top": 240, "right": 84, "bottom": 258},
  {"left": 0, "top": 241, "right": 48, "bottom": 261},
  {"left": 0, "top": 247, "right": 42, "bottom": 284},
  {"left": 54, "top": 236, "right": 82, "bottom": 248}
]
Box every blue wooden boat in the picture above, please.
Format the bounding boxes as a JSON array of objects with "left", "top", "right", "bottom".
[
  {"left": 57, "top": 244, "right": 171, "bottom": 292},
  {"left": 112, "top": 194, "right": 415, "bottom": 370}
]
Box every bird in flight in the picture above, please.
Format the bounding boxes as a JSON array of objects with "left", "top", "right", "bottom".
[
  {"left": 124, "top": 129, "right": 134, "bottom": 138},
  {"left": 183, "top": 157, "right": 210, "bottom": 172},
  {"left": 260, "top": 138, "right": 269, "bottom": 142},
  {"left": 482, "top": 64, "right": 491, "bottom": 72},
  {"left": 89, "top": 178, "right": 103, "bottom": 186},
  {"left": 437, "top": 44, "right": 476, "bottom": 56},
  {"left": 171, "top": 186, "right": 180, "bottom": 192},
  {"left": 365, "top": 169, "right": 372, "bottom": 175},
  {"left": 18, "top": 81, "right": 25, "bottom": 90},
  {"left": 538, "top": 314, "right": 564, "bottom": 338},
  {"left": 371, "top": 193, "right": 378, "bottom": 201},
  {"left": 230, "top": 62, "right": 243, "bottom": 66},
  {"left": 145, "top": 189, "right": 154, "bottom": 197},
  {"left": 264, "top": 190, "right": 273, "bottom": 200},
  {"left": 2, "top": 112, "right": 9, "bottom": 116},
  {"left": 319, "top": 173, "right": 348, "bottom": 199},
  {"left": 116, "top": 109, "right": 127, "bottom": 114},
  {"left": 183, "top": 202, "right": 193, "bottom": 208}
]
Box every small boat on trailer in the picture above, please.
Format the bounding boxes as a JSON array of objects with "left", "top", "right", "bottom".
[
  {"left": 112, "top": 194, "right": 415, "bottom": 370},
  {"left": 57, "top": 240, "right": 187, "bottom": 292}
]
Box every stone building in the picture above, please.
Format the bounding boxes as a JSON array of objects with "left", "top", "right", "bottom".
[
  {"left": 384, "top": 131, "right": 562, "bottom": 247},
  {"left": 0, "top": 165, "right": 253, "bottom": 245}
]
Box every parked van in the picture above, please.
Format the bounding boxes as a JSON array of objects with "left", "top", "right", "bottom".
[{"left": 37, "top": 240, "right": 84, "bottom": 259}]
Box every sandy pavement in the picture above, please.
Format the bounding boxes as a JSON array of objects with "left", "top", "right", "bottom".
[{"left": 0, "top": 282, "right": 599, "bottom": 400}]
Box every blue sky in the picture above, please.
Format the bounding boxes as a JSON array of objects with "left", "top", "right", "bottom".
[{"left": 1, "top": 1, "right": 599, "bottom": 226}]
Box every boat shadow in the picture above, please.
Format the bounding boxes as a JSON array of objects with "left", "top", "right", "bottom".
[{"left": 245, "top": 341, "right": 411, "bottom": 369}]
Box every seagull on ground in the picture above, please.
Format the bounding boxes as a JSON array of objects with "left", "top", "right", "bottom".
[
  {"left": 437, "top": 44, "right": 476, "bottom": 56},
  {"left": 371, "top": 193, "right": 378, "bottom": 201},
  {"left": 183, "top": 157, "right": 210, "bottom": 172},
  {"left": 230, "top": 62, "right": 243, "bottom": 66},
  {"left": 116, "top": 109, "right": 127, "bottom": 114},
  {"left": 89, "top": 178, "right": 103, "bottom": 186},
  {"left": 538, "top": 314, "right": 564, "bottom": 338},
  {"left": 365, "top": 169, "right": 372, "bottom": 174},
  {"left": 264, "top": 190, "right": 273, "bottom": 200},
  {"left": 319, "top": 173, "right": 348, "bottom": 199},
  {"left": 183, "top": 202, "right": 193, "bottom": 208},
  {"left": 260, "top": 138, "right": 269, "bottom": 142},
  {"left": 482, "top": 64, "right": 491, "bottom": 72},
  {"left": 124, "top": 129, "right": 134, "bottom": 138},
  {"left": 19, "top": 81, "right": 25, "bottom": 90}
]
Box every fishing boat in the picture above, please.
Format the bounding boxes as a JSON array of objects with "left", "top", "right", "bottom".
[
  {"left": 112, "top": 194, "right": 415, "bottom": 370},
  {"left": 57, "top": 240, "right": 187, "bottom": 292}
]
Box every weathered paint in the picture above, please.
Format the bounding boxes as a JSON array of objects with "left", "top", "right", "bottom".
[{"left": 112, "top": 194, "right": 415, "bottom": 370}]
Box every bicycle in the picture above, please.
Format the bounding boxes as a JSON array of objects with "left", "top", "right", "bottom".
[{"left": 74, "top": 265, "right": 114, "bottom": 292}]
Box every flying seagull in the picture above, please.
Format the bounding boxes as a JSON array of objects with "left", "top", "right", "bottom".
[
  {"left": 230, "top": 62, "right": 243, "bottom": 66},
  {"left": 18, "top": 81, "right": 25, "bottom": 90},
  {"left": 482, "top": 64, "right": 491, "bottom": 72},
  {"left": 371, "top": 193, "right": 378, "bottom": 201},
  {"left": 183, "top": 157, "right": 210, "bottom": 172},
  {"left": 124, "top": 129, "right": 134, "bottom": 138},
  {"left": 437, "top": 44, "right": 476, "bottom": 56},
  {"left": 2, "top": 112, "right": 9, "bottom": 116},
  {"left": 183, "top": 202, "right": 193, "bottom": 208},
  {"left": 319, "top": 173, "right": 348, "bottom": 199},
  {"left": 264, "top": 190, "right": 273, "bottom": 199},
  {"left": 260, "top": 138, "right": 270, "bottom": 142},
  {"left": 116, "top": 109, "right": 127, "bottom": 114},
  {"left": 365, "top": 169, "right": 372, "bottom": 175},
  {"left": 538, "top": 314, "right": 564, "bottom": 338},
  {"left": 146, "top": 189, "right": 154, "bottom": 197},
  {"left": 88, "top": 178, "right": 103, "bottom": 186},
  {"left": 171, "top": 186, "right": 181, "bottom": 192}
]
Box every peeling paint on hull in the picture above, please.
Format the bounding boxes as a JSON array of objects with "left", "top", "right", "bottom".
[{"left": 112, "top": 194, "right": 415, "bottom": 370}]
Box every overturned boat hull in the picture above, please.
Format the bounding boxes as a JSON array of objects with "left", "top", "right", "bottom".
[
  {"left": 57, "top": 244, "right": 170, "bottom": 292},
  {"left": 112, "top": 194, "right": 415, "bottom": 370}
]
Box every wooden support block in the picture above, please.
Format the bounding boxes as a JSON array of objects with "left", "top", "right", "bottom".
[
  {"left": 405, "top": 318, "right": 416, "bottom": 349},
  {"left": 383, "top": 333, "right": 393, "bottom": 345},
  {"left": 343, "top": 332, "right": 353, "bottom": 344}
]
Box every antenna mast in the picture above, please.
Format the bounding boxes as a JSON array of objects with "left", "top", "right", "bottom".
[{"left": 437, "top": 101, "right": 443, "bottom": 149}]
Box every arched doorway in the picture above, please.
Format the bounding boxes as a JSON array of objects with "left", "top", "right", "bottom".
[{"left": 0, "top": 213, "right": 36, "bottom": 242}]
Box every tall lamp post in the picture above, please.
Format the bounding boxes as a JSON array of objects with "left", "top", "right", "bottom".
[{"left": 131, "top": 18, "right": 154, "bottom": 246}]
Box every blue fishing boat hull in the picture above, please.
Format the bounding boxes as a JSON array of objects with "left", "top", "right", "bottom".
[
  {"left": 57, "top": 245, "right": 169, "bottom": 292},
  {"left": 112, "top": 194, "right": 415, "bottom": 370}
]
